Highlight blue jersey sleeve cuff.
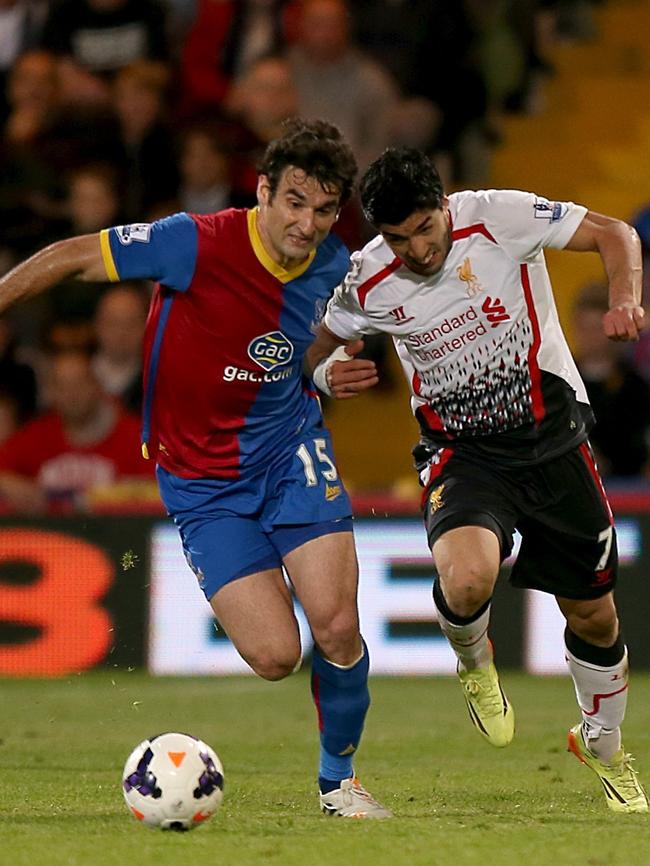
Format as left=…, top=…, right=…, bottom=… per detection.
left=106, top=214, right=198, bottom=291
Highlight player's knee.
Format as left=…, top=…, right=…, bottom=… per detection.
left=248, top=650, right=301, bottom=681
left=311, top=610, right=360, bottom=663
left=439, top=563, right=495, bottom=617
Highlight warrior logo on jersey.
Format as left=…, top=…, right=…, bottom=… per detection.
left=533, top=198, right=568, bottom=223
left=456, top=257, right=482, bottom=297
left=115, top=223, right=152, bottom=245
left=248, top=331, right=295, bottom=371
left=389, top=305, right=415, bottom=324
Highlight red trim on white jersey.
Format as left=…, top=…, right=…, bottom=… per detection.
left=520, top=263, right=545, bottom=425
left=452, top=223, right=498, bottom=244
left=418, top=403, right=447, bottom=434
left=579, top=441, right=614, bottom=524
left=357, top=256, right=402, bottom=310
left=420, top=446, right=454, bottom=508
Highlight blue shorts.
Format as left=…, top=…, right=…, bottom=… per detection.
left=157, top=428, right=353, bottom=600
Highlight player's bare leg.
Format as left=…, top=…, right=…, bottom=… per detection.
left=432, top=526, right=514, bottom=747
left=285, top=530, right=361, bottom=665
left=559, top=593, right=648, bottom=812
left=286, top=531, right=391, bottom=818
left=210, top=567, right=302, bottom=680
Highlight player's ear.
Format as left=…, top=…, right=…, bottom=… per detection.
left=257, top=175, right=271, bottom=206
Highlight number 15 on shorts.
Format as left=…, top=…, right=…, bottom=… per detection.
left=296, top=438, right=338, bottom=487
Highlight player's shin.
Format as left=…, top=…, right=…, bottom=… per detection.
left=432, top=579, right=492, bottom=670
left=311, top=640, right=370, bottom=792
left=565, top=627, right=628, bottom=762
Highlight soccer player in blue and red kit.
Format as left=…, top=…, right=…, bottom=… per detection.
left=0, top=119, right=389, bottom=818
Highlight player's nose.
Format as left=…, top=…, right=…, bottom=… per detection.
left=297, top=210, right=316, bottom=235
left=408, top=237, right=430, bottom=262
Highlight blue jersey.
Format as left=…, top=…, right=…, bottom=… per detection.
left=100, top=209, right=350, bottom=478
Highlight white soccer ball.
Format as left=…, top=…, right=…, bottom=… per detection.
left=122, top=732, right=224, bottom=830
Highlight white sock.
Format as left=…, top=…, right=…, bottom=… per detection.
left=565, top=646, right=628, bottom=763
left=435, top=604, right=493, bottom=671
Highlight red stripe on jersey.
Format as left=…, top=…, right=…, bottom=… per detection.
left=429, top=446, right=453, bottom=479
left=579, top=441, right=614, bottom=524
left=142, top=210, right=283, bottom=478
left=357, top=256, right=401, bottom=309
left=520, top=263, right=545, bottom=426
left=418, top=403, right=447, bottom=433
left=412, top=370, right=422, bottom=396
left=452, top=223, right=497, bottom=244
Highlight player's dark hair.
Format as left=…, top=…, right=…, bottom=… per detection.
left=259, top=117, right=358, bottom=205
left=360, top=147, right=444, bottom=226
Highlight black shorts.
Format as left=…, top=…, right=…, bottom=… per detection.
left=419, top=441, right=617, bottom=600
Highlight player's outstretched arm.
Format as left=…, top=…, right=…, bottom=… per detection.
left=565, top=210, right=645, bottom=341
left=0, top=234, right=108, bottom=316
left=305, top=324, right=379, bottom=399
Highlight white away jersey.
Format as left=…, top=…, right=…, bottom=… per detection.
left=324, top=189, right=593, bottom=464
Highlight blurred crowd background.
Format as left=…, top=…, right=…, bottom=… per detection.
left=0, top=0, right=649, bottom=514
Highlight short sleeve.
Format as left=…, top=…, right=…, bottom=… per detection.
left=323, top=252, right=382, bottom=339
left=482, top=190, right=588, bottom=261
left=101, top=213, right=198, bottom=291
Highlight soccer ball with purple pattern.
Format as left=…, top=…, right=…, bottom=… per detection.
left=122, top=732, right=224, bottom=830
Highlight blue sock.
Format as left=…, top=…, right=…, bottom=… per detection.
left=311, top=640, right=370, bottom=792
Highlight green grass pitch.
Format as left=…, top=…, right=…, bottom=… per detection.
left=1, top=671, right=649, bottom=866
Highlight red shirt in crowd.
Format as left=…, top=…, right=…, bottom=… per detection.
left=0, top=409, right=153, bottom=505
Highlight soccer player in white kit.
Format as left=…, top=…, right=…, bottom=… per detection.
left=306, top=147, right=648, bottom=813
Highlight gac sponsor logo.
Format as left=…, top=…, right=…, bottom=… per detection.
left=248, top=331, right=294, bottom=371
left=223, top=364, right=295, bottom=383
left=115, top=223, right=152, bottom=245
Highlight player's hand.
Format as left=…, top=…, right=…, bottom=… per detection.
left=328, top=339, right=379, bottom=399
left=603, top=303, right=645, bottom=341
